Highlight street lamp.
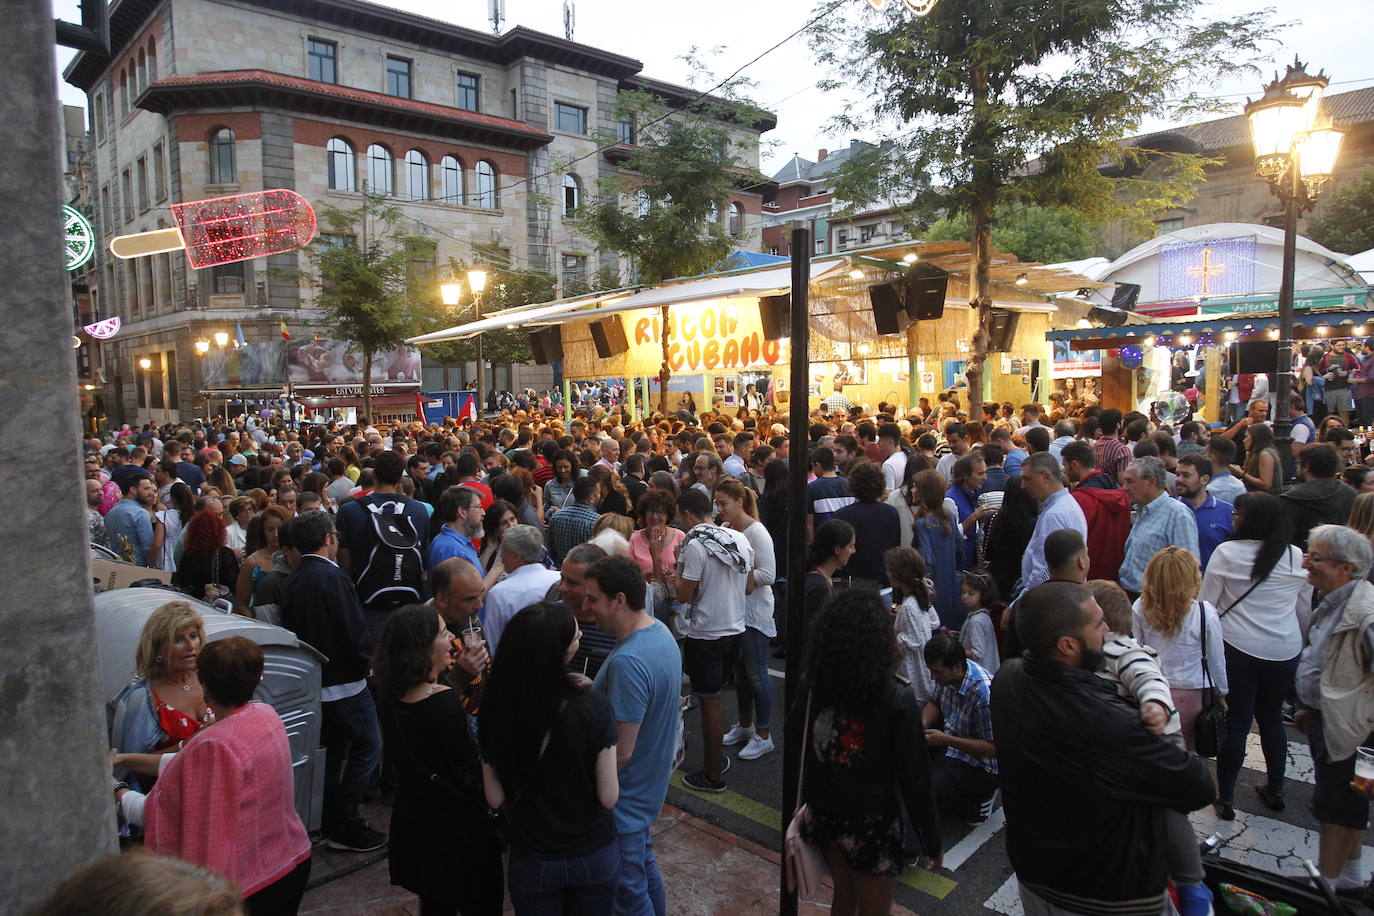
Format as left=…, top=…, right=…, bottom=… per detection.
left=1245, top=58, right=1346, bottom=484
left=468, top=268, right=488, bottom=416
left=213, top=330, right=229, bottom=348
left=194, top=339, right=210, bottom=355
left=439, top=280, right=463, bottom=307
left=138, top=357, right=152, bottom=370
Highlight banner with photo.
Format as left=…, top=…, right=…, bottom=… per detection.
left=1050, top=338, right=1102, bottom=379
left=202, top=340, right=287, bottom=388
left=287, top=338, right=422, bottom=387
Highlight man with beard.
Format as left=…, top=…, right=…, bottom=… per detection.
left=1175, top=455, right=1233, bottom=572
left=991, top=580, right=1214, bottom=916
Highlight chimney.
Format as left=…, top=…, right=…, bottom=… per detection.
left=817, top=148, right=829, bottom=160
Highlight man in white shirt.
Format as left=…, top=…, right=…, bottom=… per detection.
left=935, top=422, right=970, bottom=482
left=1019, top=452, right=1089, bottom=592
left=878, top=422, right=909, bottom=494
left=481, top=525, right=561, bottom=656
left=675, top=488, right=752, bottom=794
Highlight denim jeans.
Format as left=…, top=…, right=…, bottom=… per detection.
left=1216, top=642, right=1298, bottom=802
left=508, top=841, right=618, bottom=915
left=321, top=687, right=383, bottom=832
left=613, top=827, right=666, bottom=916
left=734, top=626, right=773, bottom=730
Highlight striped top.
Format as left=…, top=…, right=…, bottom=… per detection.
left=1098, top=634, right=1178, bottom=735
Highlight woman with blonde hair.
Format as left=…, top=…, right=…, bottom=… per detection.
left=1133, top=546, right=1228, bottom=751
left=1348, top=491, right=1374, bottom=546
left=110, top=601, right=214, bottom=790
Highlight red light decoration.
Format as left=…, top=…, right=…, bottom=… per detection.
left=172, top=189, right=317, bottom=269
left=109, top=189, right=316, bottom=269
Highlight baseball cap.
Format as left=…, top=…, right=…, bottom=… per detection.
left=228, top=454, right=248, bottom=467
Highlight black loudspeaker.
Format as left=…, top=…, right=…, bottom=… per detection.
left=869, top=281, right=911, bottom=335
left=589, top=315, right=629, bottom=359
left=987, top=310, right=1020, bottom=352
left=529, top=327, right=562, bottom=365
left=1112, top=282, right=1142, bottom=310
left=760, top=294, right=790, bottom=341
left=906, top=263, right=949, bottom=320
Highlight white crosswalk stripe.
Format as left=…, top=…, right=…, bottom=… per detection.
left=1243, top=732, right=1314, bottom=784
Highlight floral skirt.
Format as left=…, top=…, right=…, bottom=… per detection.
left=797, top=804, right=904, bottom=877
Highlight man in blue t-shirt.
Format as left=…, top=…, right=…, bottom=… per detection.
left=427, top=484, right=483, bottom=577
left=587, top=556, right=682, bottom=916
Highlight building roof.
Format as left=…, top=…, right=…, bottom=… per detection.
left=769, top=140, right=876, bottom=187
left=137, top=70, right=553, bottom=150
left=1120, top=87, right=1374, bottom=155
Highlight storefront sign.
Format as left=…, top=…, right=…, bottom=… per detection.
left=329, top=385, right=388, bottom=397
left=1198, top=287, right=1371, bottom=316
left=630, top=303, right=786, bottom=372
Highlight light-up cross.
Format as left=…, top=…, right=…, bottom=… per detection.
left=1186, top=247, right=1227, bottom=296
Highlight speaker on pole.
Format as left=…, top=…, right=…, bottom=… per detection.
left=905, top=262, right=949, bottom=320
left=868, top=281, right=911, bottom=335
left=529, top=326, right=562, bottom=365
left=987, top=310, right=1021, bottom=352
left=760, top=294, right=790, bottom=341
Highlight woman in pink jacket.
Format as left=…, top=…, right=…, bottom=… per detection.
left=114, top=636, right=311, bottom=914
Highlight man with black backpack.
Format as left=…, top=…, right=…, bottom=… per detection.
left=336, top=449, right=431, bottom=642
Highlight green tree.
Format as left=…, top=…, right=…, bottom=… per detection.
left=924, top=206, right=1101, bottom=266
left=1308, top=169, right=1374, bottom=255
left=574, top=88, right=769, bottom=411
left=811, top=0, right=1275, bottom=398
left=299, top=195, right=437, bottom=424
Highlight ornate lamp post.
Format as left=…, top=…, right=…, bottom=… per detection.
left=468, top=268, right=488, bottom=417
left=1245, top=58, right=1345, bottom=483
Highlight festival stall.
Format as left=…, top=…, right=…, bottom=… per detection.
left=409, top=243, right=1110, bottom=418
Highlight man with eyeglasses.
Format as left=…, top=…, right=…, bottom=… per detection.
left=1295, top=525, right=1374, bottom=902
left=428, top=484, right=484, bottom=577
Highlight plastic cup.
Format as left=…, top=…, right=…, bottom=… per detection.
left=1355, top=747, right=1374, bottom=794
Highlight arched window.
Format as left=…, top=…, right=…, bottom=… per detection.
left=634, top=188, right=651, bottom=217
left=708, top=202, right=722, bottom=225
left=118, top=70, right=128, bottom=115
left=146, top=41, right=157, bottom=82
left=728, top=202, right=744, bottom=237
left=367, top=144, right=393, bottom=196
left=208, top=128, right=236, bottom=184
left=475, top=160, right=497, bottom=209
left=440, top=155, right=465, bottom=204
left=404, top=150, right=430, bottom=200
left=326, top=137, right=355, bottom=191
left=562, top=174, right=581, bottom=216
left=136, top=51, right=146, bottom=93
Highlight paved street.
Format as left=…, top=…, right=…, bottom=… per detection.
left=668, top=663, right=1374, bottom=914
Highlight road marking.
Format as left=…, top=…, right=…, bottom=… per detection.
left=984, top=806, right=1374, bottom=913
left=942, top=808, right=1006, bottom=871
left=667, top=770, right=957, bottom=899
left=769, top=667, right=785, bottom=680
left=1243, top=732, right=1314, bottom=785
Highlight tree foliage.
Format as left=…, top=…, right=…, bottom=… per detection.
left=298, top=195, right=437, bottom=423
left=810, top=0, right=1278, bottom=396
left=924, top=206, right=1101, bottom=265
left=1308, top=169, right=1374, bottom=256
left=574, top=86, right=770, bottom=409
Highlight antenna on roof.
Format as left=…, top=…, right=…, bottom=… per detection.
left=489, top=0, right=505, bottom=34
left=563, top=0, right=575, bottom=40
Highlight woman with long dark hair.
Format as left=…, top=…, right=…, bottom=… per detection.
left=981, top=477, right=1040, bottom=609
left=885, top=453, right=933, bottom=550
left=373, top=605, right=502, bottom=916
left=479, top=601, right=619, bottom=913
left=543, top=448, right=578, bottom=518
left=805, top=518, right=856, bottom=623
left=910, top=469, right=963, bottom=627
left=172, top=508, right=241, bottom=608
left=790, top=584, right=941, bottom=914
left=156, top=481, right=196, bottom=572
left=1199, top=492, right=1310, bottom=819
left=1235, top=422, right=1280, bottom=494
left=479, top=499, right=518, bottom=575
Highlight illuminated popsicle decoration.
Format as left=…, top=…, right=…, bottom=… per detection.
left=110, top=189, right=317, bottom=269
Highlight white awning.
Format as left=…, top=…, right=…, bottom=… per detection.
left=407, top=291, right=628, bottom=344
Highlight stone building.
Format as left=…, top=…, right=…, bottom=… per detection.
left=64, top=0, right=772, bottom=425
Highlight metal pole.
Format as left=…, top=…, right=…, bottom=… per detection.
left=780, top=223, right=810, bottom=916
left=475, top=292, right=485, bottom=419
left=562, top=376, right=572, bottom=423
left=1273, top=157, right=1301, bottom=487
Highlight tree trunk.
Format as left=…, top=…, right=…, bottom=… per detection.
left=963, top=66, right=995, bottom=406
left=658, top=304, right=672, bottom=415
left=361, top=348, right=373, bottom=426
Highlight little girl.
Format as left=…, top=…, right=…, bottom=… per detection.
left=884, top=546, right=942, bottom=705
left=958, top=572, right=1002, bottom=675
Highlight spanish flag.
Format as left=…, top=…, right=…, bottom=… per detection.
left=280, top=318, right=290, bottom=340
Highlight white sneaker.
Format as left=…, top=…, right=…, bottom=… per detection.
left=722, top=724, right=755, bottom=747
left=738, top=734, right=775, bottom=760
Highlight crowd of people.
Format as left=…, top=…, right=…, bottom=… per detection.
left=77, top=379, right=1374, bottom=916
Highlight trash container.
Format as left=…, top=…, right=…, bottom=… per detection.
left=95, top=588, right=327, bottom=833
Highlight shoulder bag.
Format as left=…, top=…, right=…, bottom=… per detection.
left=1193, top=601, right=1228, bottom=757
left=784, top=691, right=827, bottom=899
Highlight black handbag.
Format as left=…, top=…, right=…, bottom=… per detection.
left=1194, top=601, right=1227, bottom=757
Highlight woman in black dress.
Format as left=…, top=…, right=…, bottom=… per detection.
left=479, top=601, right=619, bottom=914
left=373, top=606, right=503, bottom=916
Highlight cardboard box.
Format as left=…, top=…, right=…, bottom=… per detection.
left=91, top=558, right=173, bottom=592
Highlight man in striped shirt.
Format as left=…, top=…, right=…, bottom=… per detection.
left=822, top=385, right=854, bottom=416
left=806, top=446, right=854, bottom=539
left=1092, top=408, right=1133, bottom=485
